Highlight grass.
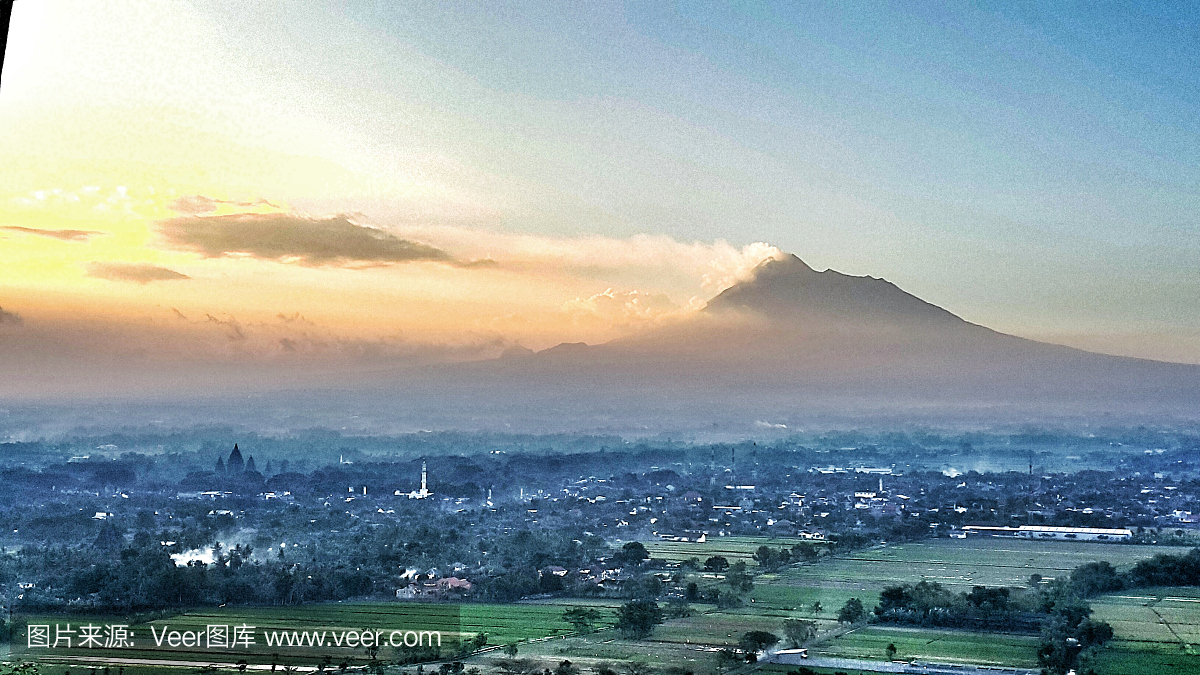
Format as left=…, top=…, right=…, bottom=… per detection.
left=1090, top=587, right=1200, bottom=673
left=778, top=538, right=1193, bottom=591
left=12, top=538, right=1194, bottom=674
left=815, top=625, right=1041, bottom=668
left=644, top=536, right=826, bottom=564
left=12, top=602, right=591, bottom=669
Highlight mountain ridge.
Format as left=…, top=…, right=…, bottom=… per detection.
left=287, top=250, right=1200, bottom=431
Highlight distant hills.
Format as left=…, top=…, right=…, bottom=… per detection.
left=435, top=253, right=1200, bottom=430
left=11, top=253, right=1197, bottom=434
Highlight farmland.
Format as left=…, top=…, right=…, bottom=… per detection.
left=644, top=536, right=827, bottom=564
left=10, top=538, right=1200, bottom=674
left=15, top=602, right=590, bottom=670
left=18, top=535, right=1200, bottom=672
left=1089, top=587, right=1200, bottom=675
left=813, top=625, right=1041, bottom=667
left=489, top=537, right=1199, bottom=674
left=779, top=538, right=1194, bottom=590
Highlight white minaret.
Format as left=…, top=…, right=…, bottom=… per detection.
left=421, top=460, right=429, bottom=496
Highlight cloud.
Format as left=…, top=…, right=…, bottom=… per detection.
left=1, top=225, right=103, bottom=242
left=205, top=314, right=246, bottom=342
left=0, top=306, right=23, bottom=327
left=563, top=289, right=681, bottom=331
left=158, top=213, right=455, bottom=266
left=386, top=223, right=785, bottom=294
left=87, top=262, right=190, bottom=284
left=168, top=195, right=277, bottom=215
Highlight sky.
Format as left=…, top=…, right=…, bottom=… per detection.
left=1, top=0, right=1198, bottom=396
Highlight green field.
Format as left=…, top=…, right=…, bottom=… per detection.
left=1090, top=587, right=1200, bottom=674
left=644, top=536, right=826, bottom=564
left=815, top=625, right=1041, bottom=667
left=10, top=538, right=1196, bottom=675
left=778, top=538, right=1193, bottom=591
left=12, top=602, right=589, bottom=670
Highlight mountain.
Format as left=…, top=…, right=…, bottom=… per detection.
left=61, top=253, right=1191, bottom=434
left=446, top=253, right=1200, bottom=429
left=704, top=254, right=968, bottom=329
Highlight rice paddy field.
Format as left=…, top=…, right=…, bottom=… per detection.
left=12, top=602, right=589, bottom=670
left=779, top=537, right=1194, bottom=591
left=644, top=535, right=827, bottom=564
left=1090, top=587, right=1200, bottom=675
left=812, top=625, right=1041, bottom=668
left=10, top=537, right=1200, bottom=674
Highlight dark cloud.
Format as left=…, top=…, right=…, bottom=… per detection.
left=86, top=262, right=190, bottom=284
left=205, top=314, right=246, bottom=341
left=0, top=306, right=22, bottom=327
left=277, top=312, right=316, bottom=325
left=1, top=225, right=103, bottom=242
left=168, top=195, right=278, bottom=215
left=157, top=213, right=455, bottom=266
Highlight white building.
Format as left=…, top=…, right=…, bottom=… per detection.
left=404, top=460, right=432, bottom=499
left=962, top=525, right=1132, bottom=541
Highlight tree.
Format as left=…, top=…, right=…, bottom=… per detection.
left=615, top=599, right=664, bottom=639
left=885, top=643, right=897, bottom=660
left=811, top=601, right=822, bottom=614
left=704, top=556, right=730, bottom=573
left=738, top=630, right=779, bottom=657
left=838, top=598, right=866, bottom=624
left=503, top=643, right=519, bottom=657
left=1070, top=561, right=1124, bottom=597
left=617, top=542, right=650, bottom=565
left=714, top=649, right=740, bottom=672
left=753, top=546, right=780, bottom=572
left=562, top=607, right=604, bottom=633
left=792, top=542, right=818, bottom=562
left=725, top=561, right=753, bottom=593
left=782, top=618, right=817, bottom=648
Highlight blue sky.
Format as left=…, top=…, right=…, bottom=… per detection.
left=279, top=1, right=1200, bottom=340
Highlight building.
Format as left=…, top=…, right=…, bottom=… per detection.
left=395, top=459, right=433, bottom=499
left=962, top=525, right=1133, bottom=541
left=396, top=576, right=472, bottom=600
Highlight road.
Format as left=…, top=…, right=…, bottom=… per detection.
left=765, top=651, right=1040, bottom=675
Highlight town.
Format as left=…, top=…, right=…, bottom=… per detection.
left=1, top=426, right=1198, bottom=674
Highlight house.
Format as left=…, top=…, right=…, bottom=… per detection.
left=396, top=576, right=472, bottom=601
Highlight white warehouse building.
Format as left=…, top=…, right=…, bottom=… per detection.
left=961, top=525, right=1133, bottom=542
